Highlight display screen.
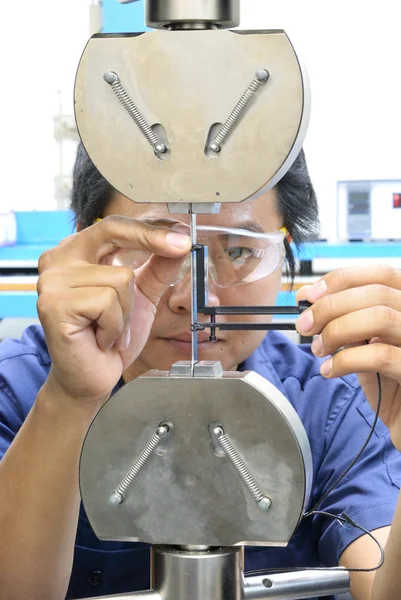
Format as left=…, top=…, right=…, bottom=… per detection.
left=348, top=191, right=370, bottom=214
left=393, top=193, right=401, bottom=208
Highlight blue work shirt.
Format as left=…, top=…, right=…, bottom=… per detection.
left=1, top=325, right=400, bottom=599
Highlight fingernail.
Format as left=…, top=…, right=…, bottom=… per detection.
left=320, top=358, right=333, bottom=377
left=311, top=335, right=323, bottom=356
left=296, top=284, right=312, bottom=302
left=297, top=309, right=314, bottom=334
left=166, top=232, right=191, bottom=249
left=308, top=279, right=328, bottom=302
left=122, top=329, right=131, bottom=351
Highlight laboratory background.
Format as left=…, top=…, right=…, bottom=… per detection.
left=0, top=0, right=400, bottom=340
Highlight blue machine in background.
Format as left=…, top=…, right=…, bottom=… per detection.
left=0, top=1, right=400, bottom=321
left=102, top=0, right=147, bottom=33
left=2, top=211, right=401, bottom=318
left=0, top=213, right=75, bottom=318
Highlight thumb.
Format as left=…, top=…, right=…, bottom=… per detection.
left=134, top=253, right=189, bottom=306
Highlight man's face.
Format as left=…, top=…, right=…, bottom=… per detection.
left=103, top=189, right=284, bottom=379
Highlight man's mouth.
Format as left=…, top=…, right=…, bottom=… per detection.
left=162, top=332, right=221, bottom=352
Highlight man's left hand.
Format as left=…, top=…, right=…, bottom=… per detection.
left=296, top=265, right=401, bottom=452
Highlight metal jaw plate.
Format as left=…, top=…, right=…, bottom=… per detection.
left=80, top=370, right=312, bottom=546
left=74, top=29, right=310, bottom=205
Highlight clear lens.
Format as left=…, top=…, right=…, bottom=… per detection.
left=203, top=229, right=284, bottom=287
left=102, top=221, right=285, bottom=288
left=105, top=249, right=151, bottom=270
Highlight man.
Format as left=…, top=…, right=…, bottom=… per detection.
left=1, top=147, right=401, bottom=599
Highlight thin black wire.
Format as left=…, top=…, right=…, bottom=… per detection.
left=246, top=349, right=385, bottom=579
left=246, top=510, right=384, bottom=577
left=307, top=511, right=385, bottom=572
left=304, top=357, right=381, bottom=517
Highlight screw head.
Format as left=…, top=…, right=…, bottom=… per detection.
left=258, top=496, right=272, bottom=511
left=109, top=492, right=123, bottom=507
left=256, top=68, right=269, bottom=83
left=154, top=143, right=167, bottom=154
left=157, top=426, right=169, bottom=437
left=103, top=71, right=118, bottom=85
left=209, top=142, right=221, bottom=154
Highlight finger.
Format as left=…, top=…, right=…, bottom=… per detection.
left=94, top=289, right=126, bottom=351
left=71, top=216, right=191, bottom=264
left=297, top=265, right=401, bottom=305
left=369, top=336, right=394, bottom=345
left=296, top=282, right=326, bottom=304
left=297, top=284, right=401, bottom=336
left=310, top=306, right=401, bottom=358
left=37, top=287, right=124, bottom=352
left=38, top=265, right=135, bottom=331
left=134, top=252, right=189, bottom=306
left=319, top=343, right=401, bottom=384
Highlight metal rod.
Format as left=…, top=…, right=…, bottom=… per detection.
left=152, top=545, right=243, bottom=600
left=199, top=322, right=299, bottom=331
left=83, top=562, right=350, bottom=600
left=200, top=303, right=310, bottom=315
left=245, top=569, right=350, bottom=599
left=190, top=206, right=198, bottom=374
left=83, top=590, right=162, bottom=600
left=210, top=313, right=217, bottom=342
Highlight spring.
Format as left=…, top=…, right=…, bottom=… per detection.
left=215, top=427, right=263, bottom=503
left=104, top=72, right=162, bottom=149
left=211, top=69, right=269, bottom=151
left=114, top=426, right=168, bottom=500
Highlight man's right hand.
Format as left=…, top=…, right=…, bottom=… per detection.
left=36, top=215, right=191, bottom=409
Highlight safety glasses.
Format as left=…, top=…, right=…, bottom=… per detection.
left=96, top=218, right=286, bottom=288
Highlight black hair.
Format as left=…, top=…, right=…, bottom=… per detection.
left=70, top=144, right=319, bottom=281
left=276, top=150, right=320, bottom=281
left=70, top=144, right=111, bottom=230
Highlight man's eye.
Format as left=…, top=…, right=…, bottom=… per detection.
left=225, top=247, right=253, bottom=262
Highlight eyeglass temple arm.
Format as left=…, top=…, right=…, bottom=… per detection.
left=191, top=244, right=311, bottom=341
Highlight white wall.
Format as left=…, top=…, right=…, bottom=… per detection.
left=241, top=0, right=401, bottom=239
left=1, top=0, right=400, bottom=241
left=0, top=0, right=93, bottom=211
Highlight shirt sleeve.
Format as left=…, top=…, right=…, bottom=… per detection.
left=0, top=382, right=24, bottom=460
left=0, top=330, right=50, bottom=461
left=311, top=383, right=401, bottom=566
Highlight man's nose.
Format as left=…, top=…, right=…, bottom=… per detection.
left=167, top=267, right=221, bottom=314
